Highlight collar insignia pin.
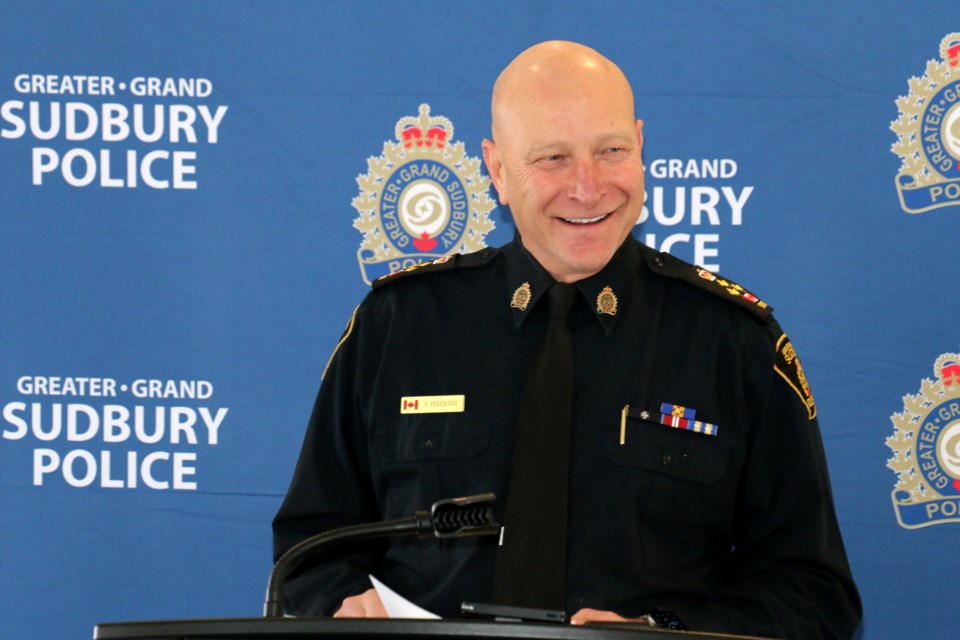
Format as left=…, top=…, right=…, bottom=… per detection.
left=510, top=282, right=532, bottom=311
left=596, top=285, right=618, bottom=316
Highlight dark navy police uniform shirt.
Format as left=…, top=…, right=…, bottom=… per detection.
left=273, top=236, right=862, bottom=640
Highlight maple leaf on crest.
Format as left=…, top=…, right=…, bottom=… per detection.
left=413, top=231, right=437, bottom=252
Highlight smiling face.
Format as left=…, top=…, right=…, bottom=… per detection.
left=482, top=41, right=645, bottom=283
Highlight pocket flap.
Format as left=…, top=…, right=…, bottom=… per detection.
left=605, top=418, right=730, bottom=485
left=374, top=413, right=491, bottom=462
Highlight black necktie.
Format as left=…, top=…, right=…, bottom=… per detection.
left=493, top=282, right=577, bottom=610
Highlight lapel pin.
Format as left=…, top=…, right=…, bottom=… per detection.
left=596, top=285, right=618, bottom=316
left=510, top=282, right=532, bottom=311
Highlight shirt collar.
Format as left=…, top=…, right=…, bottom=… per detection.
left=503, top=234, right=639, bottom=334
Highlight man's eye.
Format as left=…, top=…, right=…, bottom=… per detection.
left=534, top=154, right=565, bottom=167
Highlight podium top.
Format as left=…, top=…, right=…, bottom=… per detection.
left=93, top=617, right=770, bottom=640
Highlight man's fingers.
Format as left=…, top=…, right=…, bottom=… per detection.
left=333, top=588, right=388, bottom=618
left=569, top=607, right=630, bottom=625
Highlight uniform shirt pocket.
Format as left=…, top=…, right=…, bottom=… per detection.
left=373, top=413, right=491, bottom=463
left=604, top=415, right=730, bottom=485
left=603, top=414, right=735, bottom=569
left=372, top=413, right=493, bottom=558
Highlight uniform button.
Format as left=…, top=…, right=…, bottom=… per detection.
left=653, top=256, right=665, bottom=268
left=661, top=453, right=672, bottom=465
left=420, top=439, right=435, bottom=451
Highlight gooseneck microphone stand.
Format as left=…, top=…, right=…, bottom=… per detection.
left=264, top=493, right=499, bottom=618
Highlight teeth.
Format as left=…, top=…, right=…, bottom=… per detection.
left=564, top=213, right=609, bottom=224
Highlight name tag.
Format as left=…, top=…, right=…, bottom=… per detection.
left=400, top=395, right=466, bottom=414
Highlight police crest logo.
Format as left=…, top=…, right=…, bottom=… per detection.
left=595, top=286, right=618, bottom=316
left=886, top=351, right=960, bottom=528
left=890, top=33, right=960, bottom=214
left=352, top=104, right=496, bottom=284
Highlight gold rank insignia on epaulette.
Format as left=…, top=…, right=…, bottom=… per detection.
left=643, top=251, right=773, bottom=320
left=686, top=267, right=772, bottom=320
left=774, top=334, right=817, bottom=420
left=371, top=248, right=498, bottom=290
left=372, top=254, right=457, bottom=289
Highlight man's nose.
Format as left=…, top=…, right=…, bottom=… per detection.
left=568, top=159, right=604, bottom=207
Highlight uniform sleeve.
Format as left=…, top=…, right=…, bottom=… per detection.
left=659, top=324, right=862, bottom=639
left=271, top=301, right=386, bottom=616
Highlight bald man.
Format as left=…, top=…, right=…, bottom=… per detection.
left=273, top=41, right=861, bottom=639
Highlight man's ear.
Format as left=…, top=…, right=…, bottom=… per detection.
left=482, top=138, right=509, bottom=205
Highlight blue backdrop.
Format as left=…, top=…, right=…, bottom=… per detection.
left=2, top=2, right=959, bottom=638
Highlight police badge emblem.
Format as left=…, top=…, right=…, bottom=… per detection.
left=596, top=286, right=618, bottom=316
left=886, top=351, right=960, bottom=528
left=352, top=104, right=496, bottom=284
left=510, top=282, right=532, bottom=311
left=890, top=33, right=960, bottom=214
left=774, top=334, right=815, bottom=420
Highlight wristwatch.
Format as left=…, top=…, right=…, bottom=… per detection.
left=644, top=607, right=688, bottom=630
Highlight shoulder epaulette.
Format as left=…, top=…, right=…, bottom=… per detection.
left=642, top=250, right=774, bottom=320
left=371, top=247, right=500, bottom=290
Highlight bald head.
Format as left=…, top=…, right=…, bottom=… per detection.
left=491, top=41, right=636, bottom=142
left=481, top=41, right=645, bottom=283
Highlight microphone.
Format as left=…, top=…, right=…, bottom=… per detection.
left=264, top=493, right=499, bottom=618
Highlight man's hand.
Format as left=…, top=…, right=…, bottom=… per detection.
left=569, top=608, right=643, bottom=625
left=333, top=588, right=388, bottom=618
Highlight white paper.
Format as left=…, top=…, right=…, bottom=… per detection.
left=369, top=574, right=442, bottom=619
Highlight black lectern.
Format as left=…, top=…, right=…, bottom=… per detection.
left=98, top=497, right=771, bottom=639
left=93, top=617, right=770, bottom=640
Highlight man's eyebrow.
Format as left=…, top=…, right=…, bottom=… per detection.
left=593, top=131, right=637, bottom=146
left=524, top=141, right=567, bottom=156
left=522, top=132, right=635, bottom=158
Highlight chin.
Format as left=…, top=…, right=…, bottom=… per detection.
left=567, top=239, right=622, bottom=268
left=559, top=253, right=613, bottom=280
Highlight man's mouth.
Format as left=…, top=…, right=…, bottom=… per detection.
left=561, top=212, right=611, bottom=225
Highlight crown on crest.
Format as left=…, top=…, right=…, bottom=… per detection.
left=937, top=353, right=960, bottom=389
left=395, top=104, right=454, bottom=149
left=941, top=32, right=960, bottom=67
